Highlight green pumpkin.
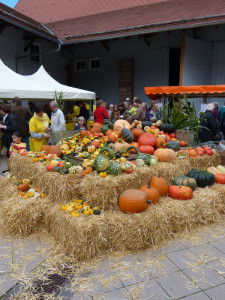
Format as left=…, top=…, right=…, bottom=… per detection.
left=53, top=166, right=61, bottom=172
left=93, top=209, right=101, bottom=215
left=127, top=146, right=151, bottom=165
left=101, top=119, right=114, bottom=134
left=160, top=123, right=175, bottom=133
left=93, top=148, right=112, bottom=172
left=142, top=121, right=152, bottom=129
left=167, top=141, right=180, bottom=152
left=61, top=167, right=69, bottom=175
left=186, top=169, right=215, bottom=188
left=121, top=128, right=134, bottom=143
left=172, top=176, right=197, bottom=191
left=105, top=162, right=121, bottom=175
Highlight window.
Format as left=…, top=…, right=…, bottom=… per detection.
left=75, top=60, right=86, bottom=71
left=89, top=58, right=101, bottom=70
left=30, top=44, right=41, bottom=63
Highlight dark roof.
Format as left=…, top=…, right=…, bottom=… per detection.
left=0, top=2, right=58, bottom=43
left=15, top=0, right=164, bottom=23
left=15, top=0, right=225, bottom=44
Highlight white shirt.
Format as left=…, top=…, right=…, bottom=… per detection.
left=51, top=109, right=66, bottom=132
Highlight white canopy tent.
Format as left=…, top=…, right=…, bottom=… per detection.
left=0, top=59, right=95, bottom=101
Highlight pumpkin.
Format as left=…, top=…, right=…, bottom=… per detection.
left=142, top=121, right=152, bottom=129
left=186, top=169, right=215, bottom=187
left=91, top=140, right=100, bottom=148
left=88, top=145, right=95, bottom=153
left=172, top=176, right=197, bottom=191
left=108, top=133, right=117, bottom=144
left=40, top=145, right=61, bottom=157
left=101, top=120, right=114, bottom=134
left=46, top=164, right=55, bottom=171
left=105, top=162, right=121, bottom=175
left=127, top=146, right=151, bottom=165
left=215, top=174, right=225, bottom=184
left=138, top=133, right=156, bottom=147
left=113, top=120, right=131, bottom=131
left=81, top=166, right=93, bottom=177
left=80, top=130, right=88, bottom=138
left=149, top=175, right=168, bottom=196
left=119, top=189, right=150, bottom=213
left=168, top=185, right=193, bottom=200
left=128, top=142, right=139, bottom=153
left=121, top=128, right=134, bottom=143
left=154, top=148, right=176, bottom=162
left=113, top=130, right=121, bottom=138
left=149, top=155, right=158, bottom=166
left=113, top=141, right=130, bottom=152
left=139, top=145, right=154, bottom=154
left=180, top=140, right=187, bottom=147
left=166, top=141, right=180, bottom=152
left=132, top=128, right=144, bottom=140
left=17, top=182, right=30, bottom=192
left=139, top=186, right=160, bottom=204
left=155, top=138, right=167, bottom=149
left=160, top=123, right=175, bottom=133
left=88, top=122, right=102, bottom=134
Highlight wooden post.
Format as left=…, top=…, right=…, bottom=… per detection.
left=203, top=94, right=207, bottom=104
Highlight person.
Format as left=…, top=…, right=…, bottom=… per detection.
left=212, top=102, right=220, bottom=123
left=124, top=98, right=130, bottom=109
left=131, top=99, right=146, bottom=122
left=79, top=102, right=89, bottom=120
left=219, top=101, right=225, bottom=139
left=108, top=104, right=114, bottom=118
left=11, top=96, right=30, bottom=150
left=74, top=116, right=88, bottom=130
left=198, top=103, right=219, bottom=143
left=118, top=103, right=126, bottom=116
left=49, top=101, right=66, bottom=132
left=9, top=131, right=26, bottom=155
left=129, top=102, right=137, bottom=116
left=68, top=107, right=75, bottom=121
left=28, top=101, right=34, bottom=117
left=73, top=103, right=80, bottom=118
left=132, top=96, right=139, bottom=104
left=93, top=100, right=109, bottom=124
left=109, top=104, right=120, bottom=123
left=0, top=103, right=18, bottom=172
left=29, top=103, right=51, bottom=152
left=146, top=102, right=162, bottom=122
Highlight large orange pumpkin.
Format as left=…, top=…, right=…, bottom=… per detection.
left=108, top=133, right=117, bottom=143
left=132, top=128, right=144, bottom=142
left=113, top=120, right=131, bottom=131
left=168, top=185, right=193, bottom=200
left=40, top=145, right=49, bottom=153
left=154, top=148, right=176, bottom=162
left=80, top=130, right=88, bottom=138
left=139, top=186, right=160, bottom=204
left=88, top=122, right=102, bottom=134
left=40, top=145, right=61, bottom=157
left=139, top=145, right=154, bottom=154
left=138, top=133, right=156, bottom=147
left=149, top=176, right=168, bottom=196
left=119, top=189, right=149, bottom=213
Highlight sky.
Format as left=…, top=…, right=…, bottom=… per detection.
left=1, top=0, right=19, bottom=8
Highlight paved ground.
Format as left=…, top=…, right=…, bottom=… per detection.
left=1, top=154, right=225, bottom=299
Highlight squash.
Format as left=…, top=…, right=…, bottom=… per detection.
left=207, top=167, right=220, bottom=174
left=81, top=166, right=93, bottom=177
left=17, top=182, right=30, bottom=192
left=168, top=185, right=193, bottom=200
left=149, top=175, right=168, bottom=196
left=93, top=148, right=111, bottom=172
left=108, top=133, right=117, bottom=144
left=132, top=128, right=144, bottom=139
left=139, top=186, right=160, bottom=204
left=40, top=145, right=61, bottom=157
left=167, top=141, right=180, bottom=152
left=121, top=128, right=134, bottom=143
left=136, top=159, right=145, bottom=167
left=160, top=123, right=175, bottom=133
left=46, top=164, right=55, bottom=171
left=186, top=169, right=215, bottom=187
left=142, top=121, right=152, bottom=129
left=128, top=142, right=139, bottom=153
left=155, top=120, right=162, bottom=127
left=105, top=162, right=121, bottom=175
left=113, top=141, right=130, bottom=152
left=101, top=120, right=114, bottom=134
left=119, top=189, right=150, bottom=213
left=138, top=133, right=156, bottom=147
left=127, top=146, right=151, bottom=165
left=113, top=120, right=131, bottom=131
left=149, top=155, right=158, bottom=166
left=154, top=148, right=176, bottom=162
left=216, top=165, right=225, bottom=174
left=53, top=166, right=61, bottom=172
left=138, top=145, right=154, bottom=154
left=215, top=174, right=225, bottom=184
left=172, top=176, right=197, bottom=191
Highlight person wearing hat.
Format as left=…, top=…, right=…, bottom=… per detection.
left=108, top=104, right=114, bottom=118
left=124, top=98, right=130, bottom=109
left=74, top=116, right=88, bottom=130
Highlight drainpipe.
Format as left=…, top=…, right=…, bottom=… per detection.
left=15, top=38, right=62, bottom=72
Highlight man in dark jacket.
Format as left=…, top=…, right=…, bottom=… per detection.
left=198, top=103, right=219, bottom=143
left=0, top=103, right=18, bottom=172
left=11, top=97, right=30, bottom=150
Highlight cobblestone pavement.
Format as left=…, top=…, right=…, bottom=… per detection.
left=1, top=155, right=225, bottom=299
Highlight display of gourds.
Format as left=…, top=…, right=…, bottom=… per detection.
left=172, top=176, right=197, bottom=191
left=186, top=169, right=215, bottom=187
left=93, top=148, right=112, bottom=172
left=127, top=146, right=151, bottom=165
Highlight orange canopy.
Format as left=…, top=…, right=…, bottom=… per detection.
left=144, top=85, right=225, bottom=100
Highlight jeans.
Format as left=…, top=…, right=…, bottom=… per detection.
left=25, top=136, right=30, bottom=151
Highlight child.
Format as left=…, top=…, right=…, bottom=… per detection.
left=9, top=132, right=27, bottom=155
left=129, top=102, right=138, bottom=116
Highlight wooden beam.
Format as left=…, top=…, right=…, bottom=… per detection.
left=0, top=23, right=10, bottom=34
left=143, top=35, right=151, bottom=47
left=100, top=41, right=110, bottom=52
left=24, top=37, right=36, bottom=52
left=64, top=45, right=74, bottom=55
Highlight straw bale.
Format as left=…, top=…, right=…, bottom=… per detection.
left=44, top=186, right=225, bottom=258
left=0, top=177, right=15, bottom=201
left=0, top=195, right=51, bottom=237
left=44, top=203, right=110, bottom=260
left=9, top=154, right=83, bottom=203
left=189, top=151, right=221, bottom=169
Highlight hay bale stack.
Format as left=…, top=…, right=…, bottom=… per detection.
left=0, top=196, right=50, bottom=237
left=43, top=186, right=225, bottom=257
left=0, top=177, right=15, bottom=201
left=189, top=152, right=221, bottom=169
left=44, top=204, right=109, bottom=260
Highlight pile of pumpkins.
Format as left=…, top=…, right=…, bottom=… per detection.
left=14, top=178, right=45, bottom=199
left=119, top=167, right=225, bottom=214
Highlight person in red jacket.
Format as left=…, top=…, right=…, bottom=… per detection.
left=94, top=100, right=109, bottom=124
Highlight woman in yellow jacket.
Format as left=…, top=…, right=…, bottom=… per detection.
left=29, top=103, right=51, bottom=152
